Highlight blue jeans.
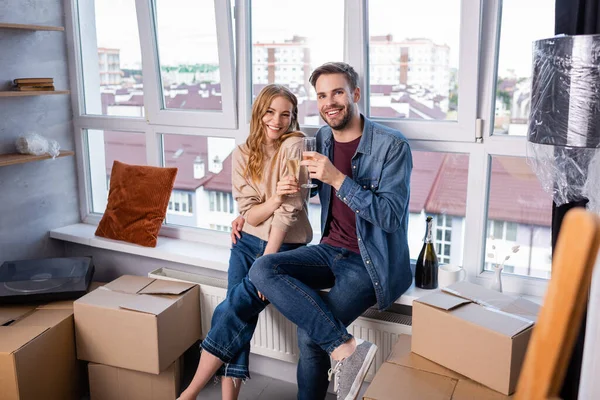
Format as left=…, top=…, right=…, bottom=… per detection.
left=202, top=244, right=376, bottom=399
left=210, top=233, right=303, bottom=379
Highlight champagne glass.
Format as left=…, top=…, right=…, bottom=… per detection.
left=301, top=137, right=318, bottom=189
left=285, top=154, right=300, bottom=197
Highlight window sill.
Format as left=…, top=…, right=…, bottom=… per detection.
left=50, top=223, right=427, bottom=306
left=52, top=225, right=542, bottom=305
left=50, top=223, right=230, bottom=272
left=52, top=225, right=541, bottom=306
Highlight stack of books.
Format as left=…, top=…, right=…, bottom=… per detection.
left=13, top=78, right=55, bottom=91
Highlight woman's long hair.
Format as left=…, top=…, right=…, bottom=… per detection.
left=244, top=84, right=304, bottom=183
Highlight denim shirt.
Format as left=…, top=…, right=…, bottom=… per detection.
left=315, top=115, right=413, bottom=310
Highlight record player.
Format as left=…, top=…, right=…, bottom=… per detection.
left=0, top=257, right=95, bottom=304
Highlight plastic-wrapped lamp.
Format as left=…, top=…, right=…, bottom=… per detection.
left=527, top=34, right=600, bottom=212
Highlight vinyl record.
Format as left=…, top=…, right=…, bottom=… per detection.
left=3, top=272, right=67, bottom=293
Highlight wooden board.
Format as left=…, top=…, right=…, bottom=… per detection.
left=515, top=209, right=600, bottom=400
left=0, top=91, right=70, bottom=97
left=0, top=23, right=64, bottom=31
left=0, top=151, right=75, bottom=167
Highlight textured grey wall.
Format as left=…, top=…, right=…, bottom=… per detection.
left=0, top=0, right=79, bottom=263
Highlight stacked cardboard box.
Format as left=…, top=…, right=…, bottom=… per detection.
left=0, top=282, right=106, bottom=400
left=365, top=282, right=540, bottom=399
left=0, top=304, right=81, bottom=400
left=364, top=335, right=513, bottom=400
left=74, top=275, right=202, bottom=400
left=88, top=360, right=182, bottom=400
left=411, top=281, right=540, bottom=395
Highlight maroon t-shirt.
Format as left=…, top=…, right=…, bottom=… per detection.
left=321, top=136, right=361, bottom=254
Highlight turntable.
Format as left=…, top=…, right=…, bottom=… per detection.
left=0, top=257, right=95, bottom=304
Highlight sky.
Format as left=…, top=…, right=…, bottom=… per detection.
left=92, top=0, right=555, bottom=78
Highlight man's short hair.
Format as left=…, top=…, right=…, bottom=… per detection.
left=309, top=62, right=359, bottom=92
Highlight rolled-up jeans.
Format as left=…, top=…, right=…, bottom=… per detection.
left=210, top=232, right=303, bottom=380
left=202, top=243, right=376, bottom=399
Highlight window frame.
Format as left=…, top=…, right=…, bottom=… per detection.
left=355, top=0, right=481, bottom=142
left=65, top=0, right=550, bottom=297
left=136, top=0, right=238, bottom=130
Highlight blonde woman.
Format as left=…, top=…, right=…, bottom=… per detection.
left=179, top=84, right=311, bottom=400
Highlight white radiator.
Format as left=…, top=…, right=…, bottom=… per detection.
left=148, top=267, right=412, bottom=381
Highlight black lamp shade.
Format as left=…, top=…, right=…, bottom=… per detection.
left=529, top=35, right=600, bottom=148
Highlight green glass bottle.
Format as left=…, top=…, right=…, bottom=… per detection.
left=415, top=216, right=439, bottom=289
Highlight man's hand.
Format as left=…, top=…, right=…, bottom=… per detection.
left=230, top=215, right=245, bottom=244
left=257, top=290, right=267, bottom=302
left=301, top=151, right=346, bottom=190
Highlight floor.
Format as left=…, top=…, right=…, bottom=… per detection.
left=194, top=373, right=372, bottom=400
left=194, top=373, right=338, bottom=399
left=179, top=342, right=368, bottom=399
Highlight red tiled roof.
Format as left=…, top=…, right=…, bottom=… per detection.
left=423, top=154, right=468, bottom=216
left=116, top=94, right=144, bottom=106
left=409, top=152, right=445, bottom=213
left=166, top=93, right=222, bottom=110
left=202, top=153, right=233, bottom=192
left=371, top=106, right=405, bottom=119
left=104, top=131, right=147, bottom=171
left=407, top=99, right=447, bottom=120
left=486, top=157, right=551, bottom=226
left=173, top=83, right=221, bottom=91
left=163, top=135, right=212, bottom=191
left=104, top=131, right=212, bottom=191
left=298, top=99, right=319, bottom=117
left=371, top=85, right=394, bottom=95
left=422, top=155, right=551, bottom=227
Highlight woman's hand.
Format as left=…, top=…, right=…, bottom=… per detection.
left=276, top=175, right=300, bottom=197
left=230, top=215, right=245, bottom=244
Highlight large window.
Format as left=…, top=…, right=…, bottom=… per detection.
left=85, top=129, right=147, bottom=213
left=368, top=0, right=460, bottom=121
left=68, top=0, right=556, bottom=296
left=435, top=214, right=453, bottom=264
left=161, top=133, right=236, bottom=230
left=407, top=151, right=468, bottom=266
left=251, top=0, right=344, bottom=126
left=154, top=0, right=222, bottom=112
left=484, top=156, right=552, bottom=279
left=78, top=0, right=143, bottom=116
left=493, top=0, right=554, bottom=136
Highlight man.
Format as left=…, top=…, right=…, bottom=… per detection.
left=235, top=62, right=413, bottom=399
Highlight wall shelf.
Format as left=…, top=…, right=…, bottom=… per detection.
left=0, top=90, right=70, bottom=97
left=0, top=23, right=64, bottom=31
left=0, top=151, right=75, bottom=167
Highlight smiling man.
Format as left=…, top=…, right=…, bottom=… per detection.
left=247, top=62, right=414, bottom=400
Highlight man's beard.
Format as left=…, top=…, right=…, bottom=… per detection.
left=321, top=103, right=354, bottom=131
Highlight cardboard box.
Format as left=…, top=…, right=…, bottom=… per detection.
left=37, top=282, right=106, bottom=310
left=411, top=281, right=540, bottom=395
left=364, top=335, right=513, bottom=400
left=74, top=275, right=201, bottom=374
left=0, top=306, right=81, bottom=400
left=89, top=359, right=181, bottom=400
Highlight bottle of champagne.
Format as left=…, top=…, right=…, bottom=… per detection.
left=415, top=216, right=439, bottom=289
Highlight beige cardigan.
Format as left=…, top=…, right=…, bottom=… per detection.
left=232, top=136, right=312, bottom=244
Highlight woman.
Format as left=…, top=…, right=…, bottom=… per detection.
left=180, top=84, right=312, bottom=400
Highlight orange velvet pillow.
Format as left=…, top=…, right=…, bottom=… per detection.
left=95, top=160, right=178, bottom=247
